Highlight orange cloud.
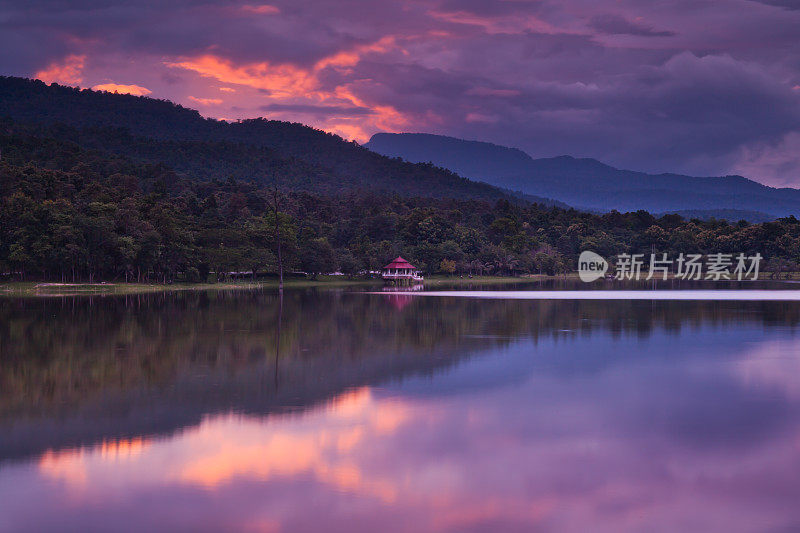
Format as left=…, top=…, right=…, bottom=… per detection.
left=35, top=54, right=85, bottom=85
left=329, top=85, right=410, bottom=140
left=167, top=55, right=317, bottom=98
left=92, top=83, right=152, bottom=96
left=315, top=36, right=397, bottom=71
left=165, top=36, right=409, bottom=142
left=219, top=87, right=236, bottom=93
left=241, top=4, right=280, bottom=15
left=188, top=95, right=224, bottom=105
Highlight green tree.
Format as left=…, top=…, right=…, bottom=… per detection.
left=300, top=237, right=337, bottom=278
left=440, top=258, right=456, bottom=276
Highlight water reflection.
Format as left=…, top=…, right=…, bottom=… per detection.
left=1, top=290, right=800, bottom=531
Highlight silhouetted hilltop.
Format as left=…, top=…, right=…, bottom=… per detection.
left=366, top=132, right=800, bottom=219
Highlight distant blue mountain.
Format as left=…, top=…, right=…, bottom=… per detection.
left=366, top=133, right=800, bottom=220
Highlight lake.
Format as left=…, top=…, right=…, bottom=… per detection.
left=2, top=287, right=800, bottom=532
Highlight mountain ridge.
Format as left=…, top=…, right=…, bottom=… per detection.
left=365, top=132, right=799, bottom=219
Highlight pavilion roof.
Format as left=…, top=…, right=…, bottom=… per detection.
left=383, top=256, right=416, bottom=270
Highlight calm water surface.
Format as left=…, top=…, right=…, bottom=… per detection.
left=2, top=289, right=800, bottom=532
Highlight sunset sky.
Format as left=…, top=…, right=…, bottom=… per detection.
left=2, top=0, right=800, bottom=184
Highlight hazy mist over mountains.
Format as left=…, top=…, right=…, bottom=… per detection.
left=366, top=133, right=800, bottom=221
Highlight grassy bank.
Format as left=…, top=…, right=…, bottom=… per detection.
left=421, top=275, right=564, bottom=286
left=0, top=277, right=379, bottom=297
left=0, top=275, right=564, bottom=297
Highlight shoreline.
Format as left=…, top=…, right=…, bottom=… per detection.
left=0, top=275, right=552, bottom=297
left=0, top=278, right=375, bottom=297
left=2, top=273, right=792, bottom=298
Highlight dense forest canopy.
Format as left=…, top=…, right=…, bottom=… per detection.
left=1, top=76, right=800, bottom=282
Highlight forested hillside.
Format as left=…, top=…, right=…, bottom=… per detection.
left=3, top=124, right=800, bottom=282
left=0, top=76, right=560, bottom=203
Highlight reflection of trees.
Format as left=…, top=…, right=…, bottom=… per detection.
left=2, top=290, right=800, bottom=462
left=0, top=292, right=796, bottom=456
left=2, top=292, right=800, bottom=417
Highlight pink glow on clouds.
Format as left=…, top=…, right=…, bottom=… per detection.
left=162, top=34, right=410, bottom=141
left=240, top=4, right=280, bottom=15
left=188, top=95, right=223, bottom=105
left=34, top=54, right=85, bottom=85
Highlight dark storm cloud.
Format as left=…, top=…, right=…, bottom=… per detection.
left=347, top=49, right=800, bottom=175
left=749, top=0, right=800, bottom=10
left=436, top=0, right=545, bottom=16
left=0, top=0, right=799, bottom=183
left=0, top=0, right=348, bottom=67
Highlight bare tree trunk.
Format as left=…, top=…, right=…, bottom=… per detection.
left=272, top=187, right=284, bottom=292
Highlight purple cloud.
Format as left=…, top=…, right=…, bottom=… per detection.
left=588, top=13, right=676, bottom=37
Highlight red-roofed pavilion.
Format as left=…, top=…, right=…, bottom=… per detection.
left=382, top=256, right=423, bottom=284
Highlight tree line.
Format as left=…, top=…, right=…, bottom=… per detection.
left=3, top=146, right=800, bottom=282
